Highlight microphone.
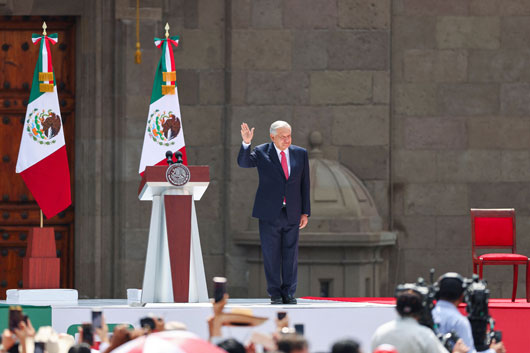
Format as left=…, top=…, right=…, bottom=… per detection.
left=174, top=151, right=183, bottom=164
left=166, top=150, right=174, bottom=165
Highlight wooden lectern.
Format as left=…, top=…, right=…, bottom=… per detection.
left=138, top=165, right=209, bottom=303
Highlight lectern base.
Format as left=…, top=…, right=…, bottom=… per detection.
left=141, top=189, right=208, bottom=303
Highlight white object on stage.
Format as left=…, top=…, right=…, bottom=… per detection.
left=138, top=165, right=209, bottom=303
left=127, top=288, right=142, bottom=305
left=6, top=289, right=78, bottom=304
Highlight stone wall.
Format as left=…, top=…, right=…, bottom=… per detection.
left=5, top=0, right=530, bottom=299
left=227, top=0, right=391, bottom=296
left=391, top=0, right=530, bottom=297
left=111, top=0, right=393, bottom=298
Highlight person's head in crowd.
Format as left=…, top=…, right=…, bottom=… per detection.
left=277, top=333, right=309, bottom=353
left=437, top=273, right=465, bottom=304
left=373, top=344, right=398, bottom=353
left=57, top=334, right=75, bottom=353
left=67, top=343, right=91, bottom=353
left=332, top=339, right=361, bottom=353
left=35, top=326, right=74, bottom=353
left=139, top=314, right=165, bottom=333
left=395, top=289, right=423, bottom=319
left=217, top=338, right=246, bottom=353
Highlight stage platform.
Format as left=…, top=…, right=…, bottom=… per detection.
left=0, top=298, right=396, bottom=353
left=1, top=297, right=527, bottom=352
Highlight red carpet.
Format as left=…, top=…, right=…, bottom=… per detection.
left=303, top=297, right=530, bottom=352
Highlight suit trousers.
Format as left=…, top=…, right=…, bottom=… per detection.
left=258, top=208, right=299, bottom=298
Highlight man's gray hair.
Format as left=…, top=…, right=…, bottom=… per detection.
left=270, top=120, right=292, bottom=135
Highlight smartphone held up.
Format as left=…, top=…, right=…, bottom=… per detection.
left=213, top=277, right=227, bottom=303
left=8, top=306, right=28, bottom=332
left=92, top=309, right=103, bottom=329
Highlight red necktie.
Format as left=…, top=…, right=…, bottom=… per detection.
left=280, top=151, right=289, bottom=179
left=280, top=151, right=288, bottom=206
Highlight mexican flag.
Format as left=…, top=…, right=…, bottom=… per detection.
left=138, top=35, right=187, bottom=175
left=16, top=32, right=71, bottom=219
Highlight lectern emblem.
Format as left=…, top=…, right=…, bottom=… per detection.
left=166, top=163, right=190, bottom=186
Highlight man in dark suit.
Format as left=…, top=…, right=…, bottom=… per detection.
left=238, top=121, right=310, bottom=304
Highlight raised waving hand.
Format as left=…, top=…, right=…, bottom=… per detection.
left=241, top=122, right=255, bottom=145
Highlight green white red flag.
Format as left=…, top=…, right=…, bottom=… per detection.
left=138, top=35, right=187, bottom=175
left=16, top=32, right=71, bottom=218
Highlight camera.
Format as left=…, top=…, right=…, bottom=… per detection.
left=439, top=331, right=460, bottom=352
left=394, top=276, right=436, bottom=330
left=463, top=275, right=502, bottom=351
left=396, top=270, right=502, bottom=352
left=395, top=273, right=459, bottom=351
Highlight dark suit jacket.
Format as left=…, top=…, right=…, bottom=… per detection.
left=238, top=142, right=311, bottom=224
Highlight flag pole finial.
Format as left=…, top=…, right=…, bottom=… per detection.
left=42, top=21, right=47, bottom=36
left=165, top=22, right=170, bottom=39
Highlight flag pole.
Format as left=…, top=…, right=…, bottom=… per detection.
left=39, top=20, right=45, bottom=230
left=135, top=0, right=141, bottom=64
left=18, top=22, right=64, bottom=290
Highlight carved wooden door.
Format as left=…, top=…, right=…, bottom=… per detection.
left=0, top=17, right=75, bottom=298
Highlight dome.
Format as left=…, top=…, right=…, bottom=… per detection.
left=307, top=131, right=383, bottom=233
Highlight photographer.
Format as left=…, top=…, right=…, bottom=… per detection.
left=371, top=289, right=468, bottom=353
left=432, top=273, right=506, bottom=353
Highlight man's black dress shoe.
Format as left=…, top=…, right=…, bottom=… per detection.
left=271, top=296, right=283, bottom=304
left=283, top=295, right=297, bottom=304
